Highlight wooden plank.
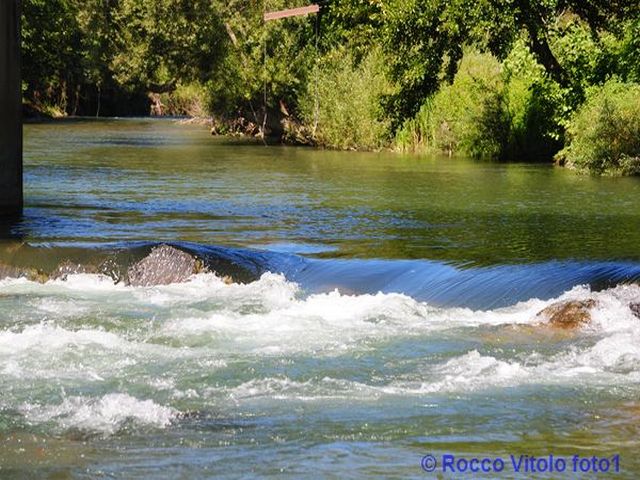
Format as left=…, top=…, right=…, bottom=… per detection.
left=264, top=4, right=320, bottom=21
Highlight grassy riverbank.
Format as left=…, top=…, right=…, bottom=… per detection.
left=22, top=0, right=640, bottom=174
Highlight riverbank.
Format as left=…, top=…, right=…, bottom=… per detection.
left=22, top=108, right=640, bottom=179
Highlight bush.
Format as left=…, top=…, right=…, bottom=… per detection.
left=394, top=42, right=565, bottom=161
left=394, top=50, right=503, bottom=155
left=557, top=79, right=640, bottom=175
left=159, top=82, right=210, bottom=117
left=298, top=46, right=394, bottom=150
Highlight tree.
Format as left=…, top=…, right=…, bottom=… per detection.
left=22, top=0, right=82, bottom=110
left=110, top=0, right=227, bottom=92
left=381, top=0, right=640, bottom=124
left=209, top=0, right=317, bottom=121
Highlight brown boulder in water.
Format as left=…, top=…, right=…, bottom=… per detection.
left=127, top=245, right=204, bottom=287
left=630, top=303, right=640, bottom=319
left=536, top=299, right=597, bottom=330
left=0, top=263, right=48, bottom=283
left=0, top=263, right=27, bottom=280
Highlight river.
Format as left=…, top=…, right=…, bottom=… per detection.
left=1, top=118, right=640, bottom=478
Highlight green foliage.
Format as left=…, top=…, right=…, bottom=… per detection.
left=22, top=0, right=226, bottom=115
left=380, top=0, right=640, bottom=126
left=499, top=40, right=567, bottom=160
left=158, top=83, right=211, bottom=117
left=615, top=18, right=640, bottom=82
left=552, top=21, right=609, bottom=94
left=209, top=0, right=316, bottom=120
left=299, top=46, right=393, bottom=150
left=394, top=51, right=501, bottom=155
left=549, top=16, right=640, bottom=106
left=396, top=44, right=565, bottom=161
left=22, top=0, right=81, bottom=111
left=110, top=0, right=226, bottom=92
left=321, top=0, right=382, bottom=59
left=558, top=79, right=640, bottom=175
left=380, top=0, right=467, bottom=128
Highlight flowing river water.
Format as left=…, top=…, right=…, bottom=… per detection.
left=1, top=118, right=640, bottom=478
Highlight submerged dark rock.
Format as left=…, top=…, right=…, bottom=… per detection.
left=126, top=245, right=206, bottom=287
left=630, top=302, right=640, bottom=319
left=536, top=299, right=597, bottom=329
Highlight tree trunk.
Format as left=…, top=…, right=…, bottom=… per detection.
left=516, top=0, right=570, bottom=87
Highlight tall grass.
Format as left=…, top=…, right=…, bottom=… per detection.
left=298, top=46, right=394, bottom=150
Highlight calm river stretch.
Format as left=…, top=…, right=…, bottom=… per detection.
left=1, top=118, right=640, bottom=478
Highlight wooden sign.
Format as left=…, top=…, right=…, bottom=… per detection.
left=264, top=4, right=320, bottom=21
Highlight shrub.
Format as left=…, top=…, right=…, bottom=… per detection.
left=395, top=42, right=565, bottom=161
left=159, top=82, right=210, bottom=117
left=395, top=50, right=503, bottom=155
left=557, top=79, right=640, bottom=176
left=298, top=46, right=394, bottom=150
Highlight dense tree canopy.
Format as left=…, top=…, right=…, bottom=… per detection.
left=22, top=0, right=227, bottom=115
left=381, top=0, right=640, bottom=122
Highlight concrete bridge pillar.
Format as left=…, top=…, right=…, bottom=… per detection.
left=0, top=0, right=22, bottom=216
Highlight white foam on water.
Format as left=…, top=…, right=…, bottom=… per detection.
left=0, top=322, right=128, bottom=355
left=32, top=297, right=91, bottom=318
left=0, top=272, right=612, bottom=337
left=49, top=273, right=129, bottom=291
left=219, top=337, right=640, bottom=402
left=19, top=393, right=178, bottom=435
left=0, top=274, right=127, bottom=298
left=153, top=273, right=557, bottom=355
left=222, top=376, right=384, bottom=403
left=146, top=272, right=299, bottom=308
left=0, top=273, right=639, bottom=415
left=0, top=321, right=200, bottom=383
left=201, top=283, right=640, bottom=401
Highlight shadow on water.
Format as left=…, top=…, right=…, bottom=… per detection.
left=0, top=214, right=24, bottom=241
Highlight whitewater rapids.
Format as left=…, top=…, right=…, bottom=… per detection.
left=1, top=272, right=639, bottom=437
